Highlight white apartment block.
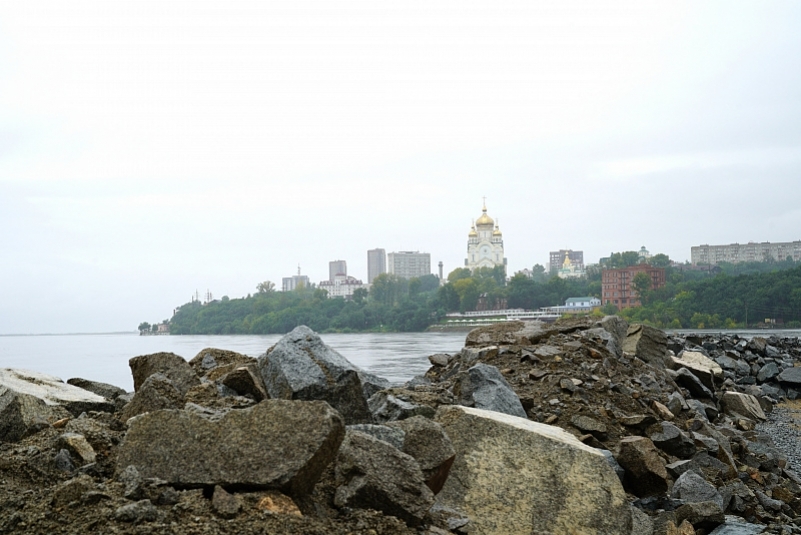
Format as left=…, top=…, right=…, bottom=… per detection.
left=388, top=251, right=431, bottom=280
left=691, top=241, right=801, bottom=265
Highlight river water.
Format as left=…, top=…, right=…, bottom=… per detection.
left=0, top=331, right=469, bottom=392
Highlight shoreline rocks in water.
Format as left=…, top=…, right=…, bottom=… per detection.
left=2, top=320, right=801, bottom=533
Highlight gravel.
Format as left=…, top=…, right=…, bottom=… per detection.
left=756, top=405, right=801, bottom=473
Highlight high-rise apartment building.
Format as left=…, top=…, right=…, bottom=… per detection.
left=282, top=274, right=310, bottom=292
left=367, top=248, right=386, bottom=284
left=387, top=251, right=430, bottom=280
left=329, top=260, right=347, bottom=282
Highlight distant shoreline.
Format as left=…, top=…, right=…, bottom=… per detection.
left=0, top=331, right=138, bottom=337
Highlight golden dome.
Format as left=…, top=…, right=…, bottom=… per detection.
left=476, top=206, right=494, bottom=227
left=493, top=225, right=502, bottom=236
left=468, top=221, right=478, bottom=237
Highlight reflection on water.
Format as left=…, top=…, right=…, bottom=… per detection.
left=0, top=331, right=468, bottom=391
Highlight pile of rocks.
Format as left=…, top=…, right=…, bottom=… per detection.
left=2, top=320, right=801, bottom=534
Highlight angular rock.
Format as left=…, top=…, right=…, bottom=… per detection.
left=129, top=352, right=200, bottom=395
left=428, top=353, right=453, bottom=367
left=258, top=326, right=371, bottom=424
left=189, top=348, right=254, bottom=377
left=708, top=517, right=766, bottom=534
left=66, top=378, right=127, bottom=400
left=358, top=371, right=391, bottom=400
left=671, top=470, right=723, bottom=507
left=387, top=416, right=456, bottom=494
left=619, top=414, right=657, bottom=431
left=721, top=392, right=766, bottom=421
left=212, top=485, right=242, bottom=518
left=0, top=390, right=56, bottom=442
left=57, top=432, right=96, bottom=465
left=630, top=505, right=654, bottom=535
left=435, top=405, right=631, bottom=535
left=335, top=430, right=434, bottom=527
left=673, top=351, right=723, bottom=390
left=756, top=362, right=779, bottom=383
left=52, top=474, right=95, bottom=507
left=623, top=324, right=669, bottom=368
left=368, top=391, right=436, bottom=423
left=454, top=363, right=526, bottom=418
left=571, top=415, right=608, bottom=438
left=54, top=448, right=75, bottom=472
left=117, top=399, right=344, bottom=496
left=616, top=436, right=670, bottom=498
left=119, top=373, right=183, bottom=421
left=674, top=368, right=714, bottom=399
left=114, top=500, right=159, bottom=523
left=675, top=501, right=724, bottom=530
left=256, top=491, right=302, bottom=516
left=0, top=368, right=112, bottom=421
left=347, top=424, right=406, bottom=450
left=777, top=366, right=801, bottom=385
left=650, top=422, right=697, bottom=459
left=221, top=366, right=268, bottom=401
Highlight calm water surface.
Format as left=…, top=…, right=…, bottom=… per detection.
left=0, top=331, right=468, bottom=391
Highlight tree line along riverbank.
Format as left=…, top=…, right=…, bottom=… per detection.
left=161, top=259, right=801, bottom=335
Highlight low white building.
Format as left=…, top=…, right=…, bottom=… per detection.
left=318, top=274, right=367, bottom=299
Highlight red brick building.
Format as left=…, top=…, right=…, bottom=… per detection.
left=601, top=264, right=665, bottom=309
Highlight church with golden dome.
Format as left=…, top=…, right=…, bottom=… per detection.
left=465, top=201, right=506, bottom=271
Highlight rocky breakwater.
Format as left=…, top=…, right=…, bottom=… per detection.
left=2, top=321, right=800, bottom=534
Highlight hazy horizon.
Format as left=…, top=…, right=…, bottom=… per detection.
left=2, top=1, right=800, bottom=334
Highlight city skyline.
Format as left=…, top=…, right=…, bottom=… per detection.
left=2, top=2, right=800, bottom=333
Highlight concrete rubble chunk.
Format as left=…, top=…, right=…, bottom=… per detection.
left=120, top=373, right=184, bottom=421
left=257, top=325, right=372, bottom=424
left=387, top=416, right=456, bottom=494
left=0, top=368, right=113, bottom=423
left=455, top=363, right=527, bottom=418
left=623, top=324, right=669, bottom=368
left=435, top=405, right=631, bottom=535
left=335, top=430, right=434, bottom=527
left=721, top=392, right=766, bottom=421
left=129, top=352, right=200, bottom=395
left=116, top=399, right=345, bottom=497
left=616, top=436, right=670, bottom=498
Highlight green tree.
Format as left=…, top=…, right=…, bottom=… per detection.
left=530, top=264, right=548, bottom=283
left=650, top=254, right=671, bottom=268
left=352, top=287, right=368, bottom=305
left=138, top=322, right=151, bottom=334
left=256, top=281, right=276, bottom=294
left=632, top=272, right=653, bottom=305
left=447, top=268, right=472, bottom=283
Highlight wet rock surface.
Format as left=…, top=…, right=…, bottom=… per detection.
left=5, top=320, right=801, bottom=533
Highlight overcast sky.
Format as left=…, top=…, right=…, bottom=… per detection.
left=1, top=1, right=800, bottom=334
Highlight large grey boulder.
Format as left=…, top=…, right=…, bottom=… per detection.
left=119, top=373, right=184, bottom=421
left=0, top=369, right=112, bottom=441
left=623, top=324, right=669, bottom=368
left=334, top=430, right=434, bottom=527
left=258, top=326, right=372, bottom=424
left=129, top=352, right=200, bottom=395
left=454, top=363, right=527, bottom=418
left=387, top=416, right=456, bottom=494
left=674, top=368, right=715, bottom=399
left=435, top=405, right=631, bottom=535
left=116, top=399, right=344, bottom=496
